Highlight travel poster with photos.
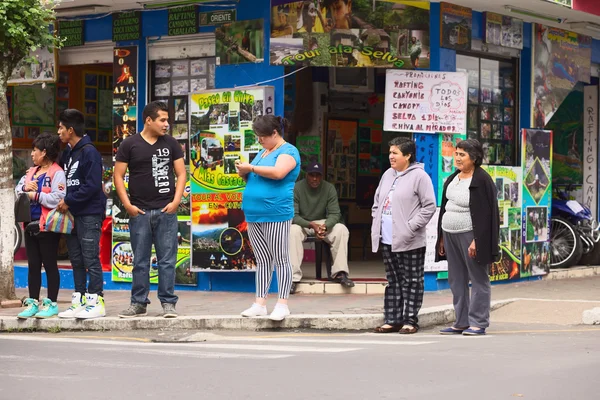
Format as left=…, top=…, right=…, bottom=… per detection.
left=189, top=86, right=275, bottom=271
left=111, top=171, right=194, bottom=285
left=522, top=129, right=553, bottom=278
left=269, top=0, right=430, bottom=70
left=482, top=166, right=523, bottom=282
left=438, top=133, right=466, bottom=201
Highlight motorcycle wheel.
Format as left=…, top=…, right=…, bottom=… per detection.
left=550, top=217, right=583, bottom=269
left=579, top=241, right=600, bottom=265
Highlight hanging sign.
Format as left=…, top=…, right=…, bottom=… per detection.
left=199, top=9, right=236, bottom=26
left=384, top=70, right=468, bottom=134
left=583, top=86, right=598, bottom=219
left=168, top=5, right=198, bottom=36
left=112, top=11, right=142, bottom=42
left=59, top=20, right=85, bottom=47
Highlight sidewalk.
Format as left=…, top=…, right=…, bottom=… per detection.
left=1, top=274, right=600, bottom=332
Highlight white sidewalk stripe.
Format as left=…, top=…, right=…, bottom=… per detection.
left=225, top=337, right=438, bottom=346
left=0, top=335, right=359, bottom=353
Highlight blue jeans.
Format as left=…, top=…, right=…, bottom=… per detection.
left=129, top=209, right=178, bottom=305
left=66, top=214, right=104, bottom=296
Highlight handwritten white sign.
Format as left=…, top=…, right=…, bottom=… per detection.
left=583, top=85, right=598, bottom=219
left=384, top=70, right=468, bottom=134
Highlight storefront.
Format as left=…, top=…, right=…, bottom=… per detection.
left=10, top=0, right=600, bottom=293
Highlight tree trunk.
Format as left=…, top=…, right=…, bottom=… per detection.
left=0, top=74, right=17, bottom=301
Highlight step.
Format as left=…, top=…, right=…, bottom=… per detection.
left=294, top=279, right=387, bottom=295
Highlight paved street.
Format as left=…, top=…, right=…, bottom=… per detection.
left=1, top=323, right=599, bottom=400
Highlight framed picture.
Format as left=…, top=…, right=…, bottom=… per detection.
left=8, top=47, right=58, bottom=85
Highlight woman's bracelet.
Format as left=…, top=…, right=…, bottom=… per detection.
left=252, top=166, right=255, bottom=173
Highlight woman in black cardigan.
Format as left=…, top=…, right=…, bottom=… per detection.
left=435, top=139, right=500, bottom=336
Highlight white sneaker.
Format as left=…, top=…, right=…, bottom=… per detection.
left=240, top=303, right=267, bottom=317
left=269, top=304, right=290, bottom=321
left=74, top=294, right=106, bottom=319
left=58, top=292, right=86, bottom=319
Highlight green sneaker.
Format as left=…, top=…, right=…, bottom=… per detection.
left=17, top=298, right=39, bottom=319
left=35, top=298, right=59, bottom=319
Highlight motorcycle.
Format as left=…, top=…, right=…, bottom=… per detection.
left=550, top=185, right=600, bottom=269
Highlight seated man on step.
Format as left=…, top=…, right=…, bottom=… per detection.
left=290, top=163, right=354, bottom=294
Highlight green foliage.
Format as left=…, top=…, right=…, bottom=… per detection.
left=0, top=0, right=61, bottom=76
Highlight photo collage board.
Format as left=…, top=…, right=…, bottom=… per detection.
left=482, top=166, right=523, bottom=282
left=189, top=86, right=275, bottom=272
left=522, top=129, right=553, bottom=277
left=326, top=119, right=357, bottom=201
left=458, top=55, right=517, bottom=166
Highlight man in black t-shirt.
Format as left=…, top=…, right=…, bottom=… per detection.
left=114, top=101, right=187, bottom=319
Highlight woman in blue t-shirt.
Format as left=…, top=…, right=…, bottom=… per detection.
left=235, top=115, right=300, bottom=321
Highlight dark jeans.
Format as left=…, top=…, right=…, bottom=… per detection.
left=66, top=214, right=104, bottom=297
left=25, top=231, right=60, bottom=302
left=129, top=209, right=178, bottom=305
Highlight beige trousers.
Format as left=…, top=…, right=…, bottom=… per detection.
left=290, top=220, right=350, bottom=282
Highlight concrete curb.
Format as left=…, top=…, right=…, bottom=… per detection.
left=0, top=299, right=515, bottom=333
left=544, top=266, right=600, bottom=281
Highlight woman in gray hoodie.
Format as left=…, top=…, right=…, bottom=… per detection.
left=371, top=137, right=436, bottom=334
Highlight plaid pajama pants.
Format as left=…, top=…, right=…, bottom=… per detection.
left=381, top=245, right=426, bottom=327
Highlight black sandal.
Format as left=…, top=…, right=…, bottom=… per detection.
left=373, top=324, right=402, bottom=333
left=398, top=324, right=419, bottom=334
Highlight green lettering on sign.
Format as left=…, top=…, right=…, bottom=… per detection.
left=198, top=9, right=236, bottom=26
left=112, top=11, right=142, bottom=42
left=59, top=20, right=85, bottom=47
left=168, top=5, right=198, bottom=36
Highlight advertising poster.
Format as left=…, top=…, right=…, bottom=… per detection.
left=189, top=87, right=274, bottom=271
left=215, top=19, right=264, bottom=64
left=501, top=16, right=523, bottom=50
left=11, top=84, right=55, bottom=127
left=483, top=166, right=523, bottom=282
left=438, top=133, right=466, bottom=200
left=111, top=202, right=194, bottom=284
left=112, top=46, right=138, bottom=156
left=440, top=2, right=472, bottom=51
left=522, top=129, right=553, bottom=277
left=533, top=24, right=591, bottom=128
left=269, top=0, right=430, bottom=69
left=384, top=70, right=468, bottom=134
left=8, top=47, right=57, bottom=85
left=545, top=87, right=583, bottom=186
left=483, top=12, right=502, bottom=46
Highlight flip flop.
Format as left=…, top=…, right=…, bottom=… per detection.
left=373, top=325, right=402, bottom=333
left=398, top=325, right=418, bottom=334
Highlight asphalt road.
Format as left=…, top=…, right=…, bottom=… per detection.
left=1, top=324, right=599, bottom=400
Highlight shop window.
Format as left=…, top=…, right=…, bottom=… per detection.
left=149, top=57, right=216, bottom=164
left=83, top=72, right=113, bottom=144
left=457, top=54, right=518, bottom=166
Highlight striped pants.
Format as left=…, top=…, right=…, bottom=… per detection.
left=248, top=220, right=293, bottom=299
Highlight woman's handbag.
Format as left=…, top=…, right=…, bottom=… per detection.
left=14, top=193, right=31, bottom=223
left=24, top=220, right=40, bottom=235
left=44, top=209, right=75, bottom=235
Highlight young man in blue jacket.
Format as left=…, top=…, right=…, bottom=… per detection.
left=56, top=109, right=107, bottom=319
